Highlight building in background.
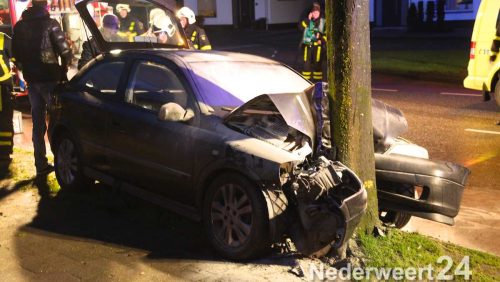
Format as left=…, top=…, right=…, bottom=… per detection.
left=178, top=0, right=479, bottom=28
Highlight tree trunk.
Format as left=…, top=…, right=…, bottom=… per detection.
left=325, top=0, right=379, bottom=234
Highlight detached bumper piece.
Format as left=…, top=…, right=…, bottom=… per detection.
left=375, top=153, right=470, bottom=225
left=287, top=160, right=367, bottom=257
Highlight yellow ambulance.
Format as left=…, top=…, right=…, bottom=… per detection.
left=463, top=0, right=500, bottom=106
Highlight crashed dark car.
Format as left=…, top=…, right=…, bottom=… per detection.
left=48, top=0, right=368, bottom=259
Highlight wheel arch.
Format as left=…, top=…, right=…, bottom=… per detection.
left=49, top=123, right=76, bottom=148
left=487, top=65, right=500, bottom=92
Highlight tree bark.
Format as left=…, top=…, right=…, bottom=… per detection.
left=325, top=0, right=379, bottom=233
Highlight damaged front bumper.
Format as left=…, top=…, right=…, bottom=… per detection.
left=375, top=153, right=470, bottom=225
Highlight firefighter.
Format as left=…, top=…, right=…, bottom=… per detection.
left=299, top=2, right=326, bottom=82
left=0, top=31, right=13, bottom=175
left=176, top=7, right=212, bottom=50
left=116, top=3, right=144, bottom=41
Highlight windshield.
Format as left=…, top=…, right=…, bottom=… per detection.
left=189, top=61, right=311, bottom=108
left=85, top=0, right=185, bottom=47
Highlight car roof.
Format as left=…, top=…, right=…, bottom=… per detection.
left=113, top=49, right=280, bottom=64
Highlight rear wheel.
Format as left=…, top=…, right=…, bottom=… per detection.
left=54, top=133, right=92, bottom=190
left=494, top=79, right=500, bottom=107
left=203, top=173, right=270, bottom=260
left=379, top=184, right=414, bottom=229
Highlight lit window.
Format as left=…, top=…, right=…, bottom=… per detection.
left=446, top=0, right=473, bottom=11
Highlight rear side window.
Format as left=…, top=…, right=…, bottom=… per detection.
left=125, top=61, right=187, bottom=112
left=79, top=61, right=125, bottom=94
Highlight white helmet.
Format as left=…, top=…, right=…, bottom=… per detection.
left=116, top=4, right=131, bottom=12
left=154, top=15, right=176, bottom=37
left=176, top=7, right=196, bottom=25
left=149, top=8, right=166, bottom=24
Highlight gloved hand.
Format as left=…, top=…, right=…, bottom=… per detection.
left=490, top=55, right=497, bottom=62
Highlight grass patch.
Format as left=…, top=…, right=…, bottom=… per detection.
left=359, top=229, right=500, bottom=281
left=6, top=147, right=60, bottom=195
left=371, top=50, right=469, bottom=83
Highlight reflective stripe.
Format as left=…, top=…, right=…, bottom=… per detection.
left=304, top=46, right=308, bottom=62
left=0, top=141, right=12, bottom=146
left=316, top=46, right=322, bottom=62
left=0, top=132, right=13, bottom=137
left=194, top=44, right=199, bottom=49
left=129, top=22, right=135, bottom=32
left=0, top=33, right=10, bottom=82
left=191, top=30, right=197, bottom=42
left=495, top=36, right=500, bottom=40
left=200, top=45, right=212, bottom=50
left=301, top=21, right=307, bottom=28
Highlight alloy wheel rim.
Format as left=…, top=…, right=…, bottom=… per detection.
left=210, top=183, right=253, bottom=248
left=57, top=139, right=77, bottom=185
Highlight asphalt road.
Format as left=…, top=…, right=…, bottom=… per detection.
left=371, top=73, right=500, bottom=256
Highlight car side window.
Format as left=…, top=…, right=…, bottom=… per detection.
left=125, top=61, right=188, bottom=112
left=79, top=61, right=125, bottom=95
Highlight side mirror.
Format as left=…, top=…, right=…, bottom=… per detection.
left=158, top=103, right=194, bottom=123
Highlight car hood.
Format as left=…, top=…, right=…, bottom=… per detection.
left=372, top=98, right=408, bottom=149
left=223, top=91, right=317, bottom=149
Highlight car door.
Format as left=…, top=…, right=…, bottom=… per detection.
left=106, top=57, right=198, bottom=204
left=65, top=59, right=127, bottom=172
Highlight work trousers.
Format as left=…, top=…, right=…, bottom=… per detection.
left=28, top=82, right=56, bottom=173
left=301, top=43, right=324, bottom=82
left=0, top=84, right=13, bottom=161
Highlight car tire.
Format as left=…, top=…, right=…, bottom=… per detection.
left=203, top=173, right=270, bottom=260
left=54, top=132, right=92, bottom=191
left=379, top=184, right=414, bottom=229
left=494, top=79, right=500, bottom=107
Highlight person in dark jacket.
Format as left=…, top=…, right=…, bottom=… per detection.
left=299, top=2, right=326, bottom=82
left=12, top=0, right=72, bottom=175
left=0, top=32, right=13, bottom=176
left=176, top=7, right=211, bottom=50
left=78, top=14, right=122, bottom=70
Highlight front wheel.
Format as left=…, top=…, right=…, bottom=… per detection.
left=203, top=173, right=270, bottom=260
left=494, top=79, right=500, bottom=107
left=54, top=133, right=92, bottom=190
left=379, top=184, right=414, bottom=229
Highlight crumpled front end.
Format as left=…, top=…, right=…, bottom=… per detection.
left=223, top=90, right=368, bottom=257
left=282, top=157, right=367, bottom=257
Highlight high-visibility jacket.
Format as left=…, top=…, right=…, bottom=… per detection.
left=0, top=32, right=12, bottom=114
left=0, top=32, right=13, bottom=159
left=186, top=24, right=212, bottom=50
left=300, top=18, right=326, bottom=46
left=0, top=32, right=12, bottom=85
